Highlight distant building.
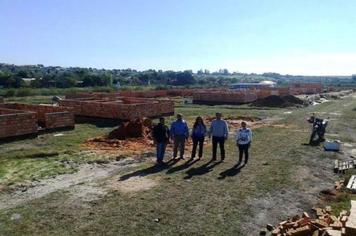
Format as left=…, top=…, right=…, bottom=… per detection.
left=21, top=77, right=37, bottom=85
left=230, top=80, right=276, bottom=90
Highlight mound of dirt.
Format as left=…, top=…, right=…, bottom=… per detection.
left=282, top=95, right=304, bottom=105
left=108, top=118, right=152, bottom=140
left=251, top=95, right=304, bottom=108
left=83, top=118, right=156, bottom=155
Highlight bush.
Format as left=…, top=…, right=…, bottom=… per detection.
left=4, top=89, right=16, bottom=97
left=17, top=88, right=38, bottom=97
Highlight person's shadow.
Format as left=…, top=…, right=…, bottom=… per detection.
left=218, top=162, right=245, bottom=180
left=166, top=158, right=200, bottom=174
left=119, top=158, right=179, bottom=181
left=184, top=159, right=222, bottom=179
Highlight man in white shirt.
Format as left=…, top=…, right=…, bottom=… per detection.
left=236, top=121, right=252, bottom=165
left=209, top=113, right=229, bottom=161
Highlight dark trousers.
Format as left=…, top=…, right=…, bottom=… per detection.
left=173, top=135, right=186, bottom=158
left=238, top=144, right=249, bottom=163
left=191, top=137, right=204, bottom=158
left=212, top=136, right=225, bottom=160
left=156, top=143, right=167, bottom=163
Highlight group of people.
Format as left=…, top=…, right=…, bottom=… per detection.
left=152, top=113, right=252, bottom=166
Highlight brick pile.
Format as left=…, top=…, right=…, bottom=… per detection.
left=263, top=202, right=356, bottom=236
left=59, top=97, right=174, bottom=120
left=0, top=103, right=74, bottom=130
left=0, top=108, right=38, bottom=139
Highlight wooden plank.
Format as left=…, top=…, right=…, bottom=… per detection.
left=347, top=175, right=356, bottom=192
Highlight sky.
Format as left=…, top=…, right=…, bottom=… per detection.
left=1, top=0, right=356, bottom=75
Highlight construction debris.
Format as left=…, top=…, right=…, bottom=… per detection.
left=346, top=176, right=356, bottom=193
left=334, top=160, right=356, bottom=173
left=264, top=202, right=356, bottom=236
left=335, top=180, right=345, bottom=191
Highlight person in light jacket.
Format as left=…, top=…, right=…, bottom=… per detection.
left=209, top=113, right=229, bottom=161
left=236, top=121, right=252, bottom=165
left=170, top=114, right=189, bottom=160
left=191, top=116, right=207, bottom=160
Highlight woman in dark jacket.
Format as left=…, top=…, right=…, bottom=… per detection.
left=191, top=116, right=207, bottom=160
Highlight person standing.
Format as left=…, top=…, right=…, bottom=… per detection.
left=191, top=116, right=207, bottom=160
left=170, top=114, right=189, bottom=160
left=236, top=121, right=252, bottom=165
left=153, top=117, right=170, bottom=165
left=209, top=113, right=229, bottom=161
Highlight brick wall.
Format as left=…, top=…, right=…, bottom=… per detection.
left=44, top=112, right=75, bottom=129
left=0, top=103, right=74, bottom=129
left=59, top=97, right=174, bottom=120
left=0, top=108, right=38, bottom=139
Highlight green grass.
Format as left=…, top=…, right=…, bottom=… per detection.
left=0, top=123, right=115, bottom=188
left=0, top=94, right=355, bottom=235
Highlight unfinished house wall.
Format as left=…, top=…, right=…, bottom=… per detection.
left=0, top=108, right=38, bottom=139
left=193, top=84, right=324, bottom=105
left=193, top=91, right=257, bottom=105
left=0, top=103, right=74, bottom=130
left=59, top=97, right=174, bottom=120
left=289, top=83, right=324, bottom=95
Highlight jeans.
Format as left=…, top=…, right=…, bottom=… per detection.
left=192, top=137, right=204, bottom=158
left=238, top=144, right=249, bottom=163
left=212, top=136, right=225, bottom=160
left=173, top=135, right=186, bottom=158
left=156, top=143, right=167, bottom=162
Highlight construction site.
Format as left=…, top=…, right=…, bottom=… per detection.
left=0, top=84, right=356, bottom=236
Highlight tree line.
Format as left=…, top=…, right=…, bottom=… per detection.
left=0, top=63, right=354, bottom=89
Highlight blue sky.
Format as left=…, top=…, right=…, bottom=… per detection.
left=1, top=0, right=356, bottom=75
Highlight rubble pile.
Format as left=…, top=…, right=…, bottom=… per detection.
left=263, top=201, right=356, bottom=236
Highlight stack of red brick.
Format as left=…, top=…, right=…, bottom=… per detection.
left=264, top=201, right=356, bottom=236
left=0, top=103, right=74, bottom=140
left=0, top=103, right=75, bottom=129
left=59, top=96, right=174, bottom=120
left=0, top=108, right=38, bottom=139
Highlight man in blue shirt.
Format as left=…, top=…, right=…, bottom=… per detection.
left=170, top=113, right=189, bottom=159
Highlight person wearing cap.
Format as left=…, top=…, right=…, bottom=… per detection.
left=170, top=113, right=189, bottom=159
left=208, top=112, right=229, bottom=161
left=152, top=117, right=170, bottom=165
left=236, top=121, right=252, bottom=165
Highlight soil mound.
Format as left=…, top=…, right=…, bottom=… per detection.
left=108, top=118, right=152, bottom=140
left=251, top=95, right=304, bottom=108
left=282, top=95, right=304, bottom=105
